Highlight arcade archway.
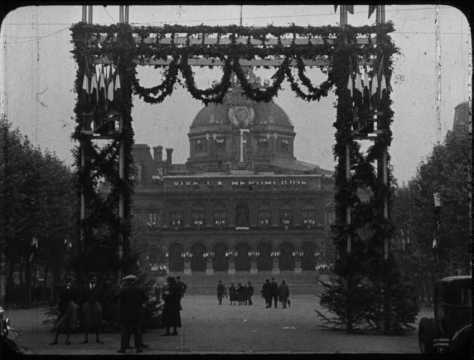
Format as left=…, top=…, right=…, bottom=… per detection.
left=279, top=242, right=295, bottom=271
left=169, top=243, right=184, bottom=272
left=213, top=242, right=228, bottom=271
left=190, top=242, right=206, bottom=272
left=235, top=242, right=251, bottom=271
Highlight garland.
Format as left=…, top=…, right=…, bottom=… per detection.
left=70, top=22, right=399, bottom=295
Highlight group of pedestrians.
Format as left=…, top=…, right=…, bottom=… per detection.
left=50, top=276, right=103, bottom=346
left=217, top=281, right=254, bottom=305
left=261, top=278, right=290, bottom=309
left=49, top=274, right=188, bottom=354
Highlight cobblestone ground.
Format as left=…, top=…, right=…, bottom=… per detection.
left=7, top=295, right=429, bottom=354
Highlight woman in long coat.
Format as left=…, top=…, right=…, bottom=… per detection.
left=161, top=277, right=181, bottom=336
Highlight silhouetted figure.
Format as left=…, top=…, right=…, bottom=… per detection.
left=81, top=275, right=103, bottom=344
left=117, top=275, right=146, bottom=353
left=50, top=278, right=79, bottom=345
left=270, top=278, right=279, bottom=308
left=161, top=277, right=182, bottom=336
left=247, top=281, right=254, bottom=305
left=261, top=279, right=272, bottom=308
left=229, top=283, right=236, bottom=305
left=237, top=283, right=244, bottom=305
left=176, top=276, right=187, bottom=299
left=278, top=280, right=290, bottom=309
left=217, top=281, right=226, bottom=305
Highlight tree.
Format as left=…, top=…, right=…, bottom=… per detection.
left=392, top=127, right=471, bottom=304
left=0, top=118, right=77, bottom=305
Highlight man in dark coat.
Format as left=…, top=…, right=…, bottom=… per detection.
left=229, top=283, right=236, bottom=305
left=50, top=278, right=79, bottom=345
left=81, top=275, right=103, bottom=344
left=161, top=277, right=182, bottom=336
left=261, top=279, right=271, bottom=308
left=247, top=281, right=254, bottom=305
left=237, top=283, right=244, bottom=305
left=270, top=278, right=279, bottom=308
left=117, top=275, right=146, bottom=353
left=176, top=276, right=187, bottom=299
left=278, top=280, right=290, bottom=309
left=217, top=281, right=226, bottom=305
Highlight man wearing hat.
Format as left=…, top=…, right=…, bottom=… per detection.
left=117, top=274, right=146, bottom=353
left=81, top=275, right=103, bottom=344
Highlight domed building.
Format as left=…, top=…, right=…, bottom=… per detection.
left=131, top=79, right=335, bottom=289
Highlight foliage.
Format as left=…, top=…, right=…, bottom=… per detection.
left=392, top=126, right=471, bottom=303
left=69, top=21, right=408, bottom=332
left=0, top=117, right=77, bottom=304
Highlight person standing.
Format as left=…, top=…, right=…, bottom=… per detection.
left=229, top=283, right=236, bottom=305
left=81, top=275, right=103, bottom=344
left=278, top=280, right=290, bottom=309
left=161, top=277, right=182, bottom=336
left=117, top=275, right=146, bottom=353
left=247, top=281, right=254, bottom=305
left=270, top=278, right=278, bottom=308
left=261, top=279, right=271, bottom=308
left=217, top=281, right=226, bottom=305
left=50, top=278, right=79, bottom=345
left=237, top=283, right=244, bottom=305
left=176, top=276, right=187, bottom=299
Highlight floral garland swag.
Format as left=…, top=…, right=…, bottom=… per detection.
left=70, top=22, right=416, bottom=332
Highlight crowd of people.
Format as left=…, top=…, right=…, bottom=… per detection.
left=49, top=274, right=188, bottom=353
left=217, top=278, right=290, bottom=309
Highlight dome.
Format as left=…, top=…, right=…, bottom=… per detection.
left=190, top=87, right=293, bottom=133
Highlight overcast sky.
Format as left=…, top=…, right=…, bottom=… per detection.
left=0, top=5, right=471, bottom=184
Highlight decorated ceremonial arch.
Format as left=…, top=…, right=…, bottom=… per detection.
left=71, top=6, right=408, bottom=332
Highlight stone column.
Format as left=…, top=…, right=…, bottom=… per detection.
left=249, top=250, right=259, bottom=274
left=205, top=252, right=215, bottom=275
left=294, top=256, right=302, bottom=273
left=226, top=250, right=237, bottom=274
left=183, top=251, right=192, bottom=275
left=271, top=250, right=280, bottom=274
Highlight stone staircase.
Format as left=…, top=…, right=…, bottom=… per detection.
left=162, top=271, right=329, bottom=295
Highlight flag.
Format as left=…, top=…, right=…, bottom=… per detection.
left=347, top=74, right=353, bottom=97
left=432, top=237, right=438, bottom=249
left=354, top=73, right=363, bottom=93
left=363, top=71, right=369, bottom=90
left=433, top=192, right=441, bottom=207
left=379, top=75, right=387, bottom=99
left=107, top=76, right=114, bottom=102
left=90, top=73, right=98, bottom=103
left=82, top=74, right=90, bottom=94
left=114, top=73, right=121, bottom=91
left=98, top=69, right=106, bottom=105
left=368, top=5, right=377, bottom=18
left=371, top=73, right=378, bottom=96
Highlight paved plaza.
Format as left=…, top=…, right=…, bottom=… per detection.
left=7, top=295, right=427, bottom=354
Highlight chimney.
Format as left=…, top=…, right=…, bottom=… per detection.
left=153, top=146, right=163, bottom=162
left=166, top=148, right=173, bottom=165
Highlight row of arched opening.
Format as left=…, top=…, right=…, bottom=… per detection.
left=166, top=242, right=318, bottom=272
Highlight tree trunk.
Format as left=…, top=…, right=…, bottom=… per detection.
left=25, top=257, right=32, bottom=307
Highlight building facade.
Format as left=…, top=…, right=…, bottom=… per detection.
left=131, top=81, right=335, bottom=275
